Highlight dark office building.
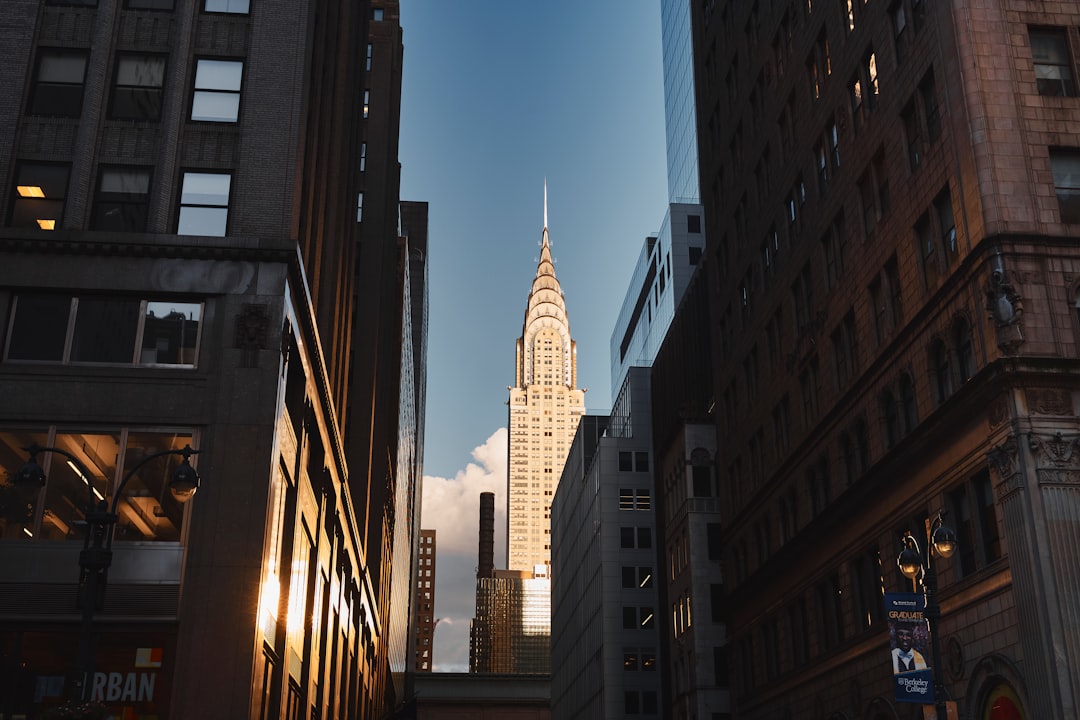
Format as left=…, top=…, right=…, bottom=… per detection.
left=0, top=1, right=425, bottom=718
left=689, top=0, right=1080, bottom=718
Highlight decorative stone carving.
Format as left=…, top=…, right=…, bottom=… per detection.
left=988, top=395, right=1009, bottom=428
left=1029, top=432, right=1080, bottom=467
left=235, top=303, right=269, bottom=368
left=985, top=265, right=1024, bottom=354
left=987, top=437, right=1021, bottom=499
left=1029, top=432, right=1080, bottom=485
left=1025, top=388, right=1072, bottom=416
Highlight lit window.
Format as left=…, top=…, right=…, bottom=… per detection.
left=191, top=59, right=243, bottom=122
left=29, top=49, right=88, bottom=118
left=111, top=54, right=166, bottom=120
left=92, top=167, right=152, bottom=232
left=178, top=171, right=231, bottom=236
left=10, top=162, right=69, bottom=230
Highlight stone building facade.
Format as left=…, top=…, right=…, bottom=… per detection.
left=0, top=1, right=424, bottom=718
left=690, top=0, right=1080, bottom=717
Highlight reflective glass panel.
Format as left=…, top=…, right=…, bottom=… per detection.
left=140, top=302, right=201, bottom=365
left=70, top=297, right=140, bottom=363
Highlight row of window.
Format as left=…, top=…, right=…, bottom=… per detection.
left=32, top=51, right=244, bottom=123
left=45, top=0, right=248, bottom=12
left=0, top=427, right=196, bottom=541
left=728, top=359, right=986, bottom=586
left=737, top=470, right=1000, bottom=694
left=5, top=292, right=202, bottom=367
left=11, top=163, right=232, bottom=235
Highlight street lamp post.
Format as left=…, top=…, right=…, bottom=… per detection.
left=897, top=511, right=957, bottom=720
left=14, top=443, right=201, bottom=705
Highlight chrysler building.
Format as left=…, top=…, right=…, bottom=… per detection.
left=507, top=185, right=586, bottom=576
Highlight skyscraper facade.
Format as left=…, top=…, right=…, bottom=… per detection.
left=506, top=191, right=586, bottom=576
left=414, top=529, right=436, bottom=672
left=691, top=0, right=1080, bottom=717
left=551, top=371, right=663, bottom=719
left=0, top=0, right=424, bottom=718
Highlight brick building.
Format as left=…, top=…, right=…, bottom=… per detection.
left=0, top=0, right=425, bottom=718
left=689, top=0, right=1080, bottom=717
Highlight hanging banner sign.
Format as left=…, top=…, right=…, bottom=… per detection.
left=885, top=592, right=935, bottom=705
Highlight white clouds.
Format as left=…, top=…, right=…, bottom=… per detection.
left=420, top=427, right=507, bottom=672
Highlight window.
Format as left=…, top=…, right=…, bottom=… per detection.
left=619, top=489, right=650, bottom=511
left=849, top=74, right=865, bottom=131
left=0, top=427, right=196, bottom=542
left=622, top=566, right=653, bottom=589
left=619, top=451, right=633, bottom=471
left=851, top=548, right=884, bottom=631
left=915, top=213, right=938, bottom=287
left=816, top=573, right=844, bottom=649
left=864, top=51, right=879, bottom=108
left=787, top=598, right=809, bottom=666
left=892, top=1, right=909, bottom=63
left=621, top=527, right=652, bottom=549
left=882, top=389, right=900, bottom=448
left=793, top=261, right=814, bottom=331
left=931, top=337, right=952, bottom=403
left=949, top=470, right=1001, bottom=577
left=920, top=71, right=941, bottom=143
left=622, top=606, right=654, bottom=629
left=1050, top=148, right=1080, bottom=223
left=191, top=59, right=243, bottom=122
left=5, top=293, right=202, bottom=366
left=808, top=456, right=830, bottom=516
left=800, top=356, right=820, bottom=423
left=29, top=49, right=87, bottom=117
left=111, top=54, right=166, bottom=120
left=204, top=0, right=250, bottom=13
left=688, top=214, right=702, bottom=233
left=822, top=213, right=847, bottom=289
left=954, top=316, right=975, bottom=382
left=935, top=189, right=957, bottom=257
left=178, top=171, right=231, bottom=236
left=91, top=167, right=151, bottom=232
left=127, top=0, right=174, bottom=9
left=1030, top=28, right=1076, bottom=97
left=9, top=162, right=69, bottom=230
left=900, top=372, right=918, bottom=433
left=832, top=310, right=858, bottom=387
left=902, top=101, right=923, bottom=171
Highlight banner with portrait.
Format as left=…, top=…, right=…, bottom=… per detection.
left=885, top=592, right=935, bottom=704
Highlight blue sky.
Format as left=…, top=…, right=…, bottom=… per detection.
left=398, top=1, right=669, bottom=672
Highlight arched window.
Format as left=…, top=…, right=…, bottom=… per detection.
left=899, top=372, right=917, bottom=433
left=930, top=338, right=952, bottom=403
left=954, top=316, right=974, bottom=382
left=882, top=389, right=900, bottom=448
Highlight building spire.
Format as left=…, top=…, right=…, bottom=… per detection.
left=543, top=178, right=548, bottom=235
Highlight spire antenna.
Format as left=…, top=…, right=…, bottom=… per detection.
left=543, top=178, right=548, bottom=230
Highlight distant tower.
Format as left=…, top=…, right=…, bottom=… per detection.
left=506, top=182, right=587, bottom=576
left=413, top=529, right=437, bottom=672
left=478, top=492, right=495, bottom=579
